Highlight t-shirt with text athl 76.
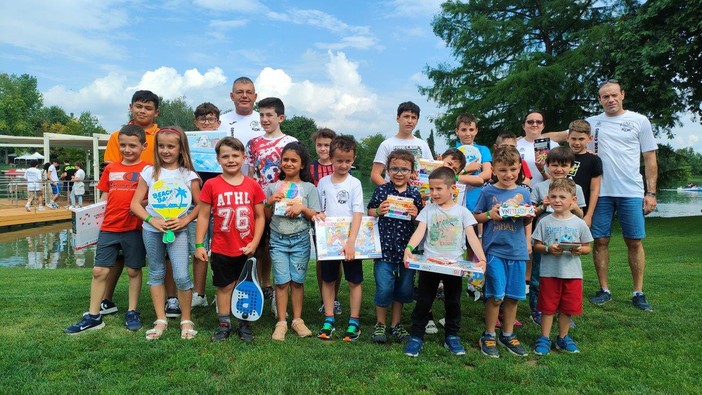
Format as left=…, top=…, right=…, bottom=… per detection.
left=416, top=203, right=477, bottom=261
left=199, top=175, right=265, bottom=257
left=97, top=161, right=149, bottom=232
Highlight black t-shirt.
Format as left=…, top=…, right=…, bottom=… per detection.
left=62, top=164, right=77, bottom=187
left=570, top=152, right=603, bottom=214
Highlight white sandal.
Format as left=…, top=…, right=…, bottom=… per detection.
left=180, top=320, right=198, bottom=340
left=145, top=319, right=168, bottom=340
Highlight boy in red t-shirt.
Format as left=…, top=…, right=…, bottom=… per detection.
left=65, top=125, right=149, bottom=334
left=195, top=137, right=265, bottom=342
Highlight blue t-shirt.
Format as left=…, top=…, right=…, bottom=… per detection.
left=457, top=142, right=492, bottom=211
left=367, top=183, right=423, bottom=264
left=474, top=184, right=531, bottom=260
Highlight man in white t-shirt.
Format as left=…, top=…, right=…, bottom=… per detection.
left=587, top=79, right=657, bottom=312
left=371, top=101, right=433, bottom=186
left=47, top=159, right=61, bottom=209
left=218, top=77, right=262, bottom=176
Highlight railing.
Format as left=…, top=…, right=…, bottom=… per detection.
left=0, top=176, right=97, bottom=209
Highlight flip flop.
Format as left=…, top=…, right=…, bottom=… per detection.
left=145, top=319, right=168, bottom=340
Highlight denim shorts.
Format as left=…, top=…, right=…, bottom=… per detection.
left=94, top=230, right=146, bottom=269
left=485, top=254, right=526, bottom=301
left=591, top=196, right=646, bottom=239
left=50, top=183, right=60, bottom=195
left=373, top=260, right=415, bottom=307
left=270, top=229, right=311, bottom=285
left=187, top=214, right=213, bottom=256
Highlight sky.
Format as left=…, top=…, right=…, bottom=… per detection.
left=1, top=0, right=700, bottom=153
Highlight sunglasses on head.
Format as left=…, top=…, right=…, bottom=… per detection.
left=598, top=79, right=619, bottom=88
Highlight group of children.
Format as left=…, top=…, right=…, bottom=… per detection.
left=63, top=92, right=602, bottom=359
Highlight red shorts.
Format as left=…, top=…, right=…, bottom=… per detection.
left=537, top=277, right=582, bottom=316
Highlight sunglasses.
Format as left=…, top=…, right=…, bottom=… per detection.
left=525, top=119, right=544, bottom=125
left=598, top=79, right=619, bottom=88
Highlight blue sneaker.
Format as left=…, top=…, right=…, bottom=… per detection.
left=556, top=335, right=580, bottom=353
left=498, top=333, right=528, bottom=356
left=444, top=335, right=466, bottom=355
left=404, top=336, right=423, bottom=357
left=125, top=310, right=142, bottom=331
left=64, top=314, right=104, bottom=334
left=590, top=289, right=612, bottom=305
left=632, top=293, right=653, bottom=312
left=479, top=332, right=499, bottom=358
left=534, top=336, right=551, bottom=355
left=531, top=310, right=542, bottom=325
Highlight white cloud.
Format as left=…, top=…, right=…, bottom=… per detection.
left=129, top=67, right=227, bottom=98
left=192, top=0, right=266, bottom=13
left=0, top=1, right=129, bottom=60
left=316, top=35, right=381, bottom=51
left=383, top=0, right=444, bottom=17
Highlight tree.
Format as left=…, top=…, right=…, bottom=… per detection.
left=675, top=147, right=702, bottom=176
left=77, top=112, right=107, bottom=136
left=427, top=129, right=436, bottom=158
left=356, top=133, right=385, bottom=176
left=413, top=129, right=422, bottom=139
left=280, top=115, right=318, bottom=160
left=157, top=97, right=194, bottom=130
left=655, top=144, right=691, bottom=188
left=0, top=73, right=43, bottom=136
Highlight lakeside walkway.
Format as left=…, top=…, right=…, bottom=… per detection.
left=0, top=203, right=72, bottom=228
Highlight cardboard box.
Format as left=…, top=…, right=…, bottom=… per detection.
left=71, top=201, right=107, bottom=250
left=405, top=255, right=484, bottom=289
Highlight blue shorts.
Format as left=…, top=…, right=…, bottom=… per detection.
left=373, top=260, right=415, bottom=307
left=187, top=214, right=213, bottom=257
left=94, top=230, right=146, bottom=269
left=50, top=183, right=60, bottom=195
left=485, top=254, right=526, bottom=301
left=270, top=229, right=311, bottom=285
left=591, top=196, right=646, bottom=239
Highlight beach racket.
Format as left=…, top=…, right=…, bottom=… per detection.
left=148, top=177, right=192, bottom=244
left=232, top=257, right=264, bottom=321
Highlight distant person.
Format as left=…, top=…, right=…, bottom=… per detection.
left=195, top=137, right=266, bottom=342
left=69, top=161, right=85, bottom=208
left=587, top=80, right=658, bottom=312
left=402, top=167, right=487, bottom=357
left=566, top=120, right=603, bottom=227
left=218, top=76, right=262, bottom=176
left=371, top=101, right=433, bottom=186
left=532, top=179, right=593, bottom=355
left=47, top=159, right=60, bottom=209
left=516, top=110, right=560, bottom=184
left=64, top=125, right=149, bottom=334
left=23, top=159, right=44, bottom=211
left=61, top=159, right=76, bottom=205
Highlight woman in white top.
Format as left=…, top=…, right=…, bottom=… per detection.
left=70, top=162, right=86, bottom=208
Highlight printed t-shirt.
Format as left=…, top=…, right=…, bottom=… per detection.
left=140, top=166, right=200, bottom=233
left=570, top=152, right=603, bottom=214
left=317, top=174, right=364, bottom=217
left=246, top=134, right=298, bottom=190
left=310, top=160, right=334, bottom=186
left=218, top=110, right=262, bottom=176
left=474, top=184, right=531, bottom=260
left=416, top=203, right=477, bottom=261
left=373, top=136, right=433, bottom=182
left=200, top=175, right=265, bottom=257
left=97, top=161, right=149, bottom=232
left=532, top=214, right=593, bottom=279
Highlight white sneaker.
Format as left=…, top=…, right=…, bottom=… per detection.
left=192, top=292, right=208, bottom=308
left=438, top=318, right=446, bottom=327
left=425, top=320, right=438, bottom=334
left=38, top=205, right=46, bottom=211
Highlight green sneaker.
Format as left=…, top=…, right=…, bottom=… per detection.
left=343, top=322, right=361, bottom=342
left=390, top=323, right=411, bottom=342
left=317, top=321, right=335, bottom=340
left=371, top=322, right=387, bottom=343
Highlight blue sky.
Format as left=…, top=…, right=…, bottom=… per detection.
left=1, top=0, right=700, bottom=153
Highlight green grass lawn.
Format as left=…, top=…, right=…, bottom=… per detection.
left=1, top=217, right=701, bottom=394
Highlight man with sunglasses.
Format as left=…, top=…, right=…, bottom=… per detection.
left=516, top=110, right=559, bottom=184
left=586, top=80, right=657, bottom=312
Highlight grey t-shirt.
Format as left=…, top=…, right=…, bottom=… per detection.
left=265, top=181, right=321, bottom=235
left=416, top=202, right=477, bottom=261
left=532, top=215, right=593, bottom=279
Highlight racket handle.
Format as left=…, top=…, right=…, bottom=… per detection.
left=163, top=230, right=175, bottom=244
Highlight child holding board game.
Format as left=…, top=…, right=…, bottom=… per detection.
left=402, top=167, right=487, bottom=357
left=367, top=149, right=423, bottom=344
left=264, top=142, right=321, bottom=340
left=131, top=127, right=201, bottom=340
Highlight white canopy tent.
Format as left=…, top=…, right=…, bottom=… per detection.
left=14, top=152, right=45, bottom=161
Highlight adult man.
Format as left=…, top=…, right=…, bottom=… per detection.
left=587, top=80, right=657, bottom=312
left=218, top=76, right=262, bottom=177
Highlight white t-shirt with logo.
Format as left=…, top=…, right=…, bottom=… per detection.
left=317, top=174, right=364, bottom=217
left=586, top=110, right=657, bottom=197
left=218, top=110, right=262, bottom=176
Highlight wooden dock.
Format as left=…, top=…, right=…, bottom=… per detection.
left=0, top=204, right=72, bottom=228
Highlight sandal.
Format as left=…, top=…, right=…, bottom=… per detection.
left=180, top=320, right=198, bottom=340
left=145, top=319, right=168, bottom=340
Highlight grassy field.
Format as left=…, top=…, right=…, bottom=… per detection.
left=1, top=216, right=701, bottom=394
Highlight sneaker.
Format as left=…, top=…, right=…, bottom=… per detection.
left=238, top=320, right=254, bottom=342
left=271, top=321, right=287, bottom=341
left=317, top=321, right=335, bottom=340
left=425, top=320, right=438, bottom=334
left=37, top=205, right=45, bottom=211
left=165, top=297, right=181, bottom=318
left=211, top=323, right=232, bottom=342
left=555, top=335, right=580, bottom=353
left=64, top=314, right=104, bottom=334
left=343, top=323, right=361, bottom=342
left=632, top=293, right=653, bottom=312
left=403, top=336, right=423, bottom=357
left=390, top=323, right=411, bottom=343
left=192, top=292, right=208, bottom=308
left=590, top=289, right=612, bottom=305
left=100, top=299, right=118, bottom=315
left=479, top=332, right=499, bottom=358
left=496, top=312, right=523, bottom=328
left=436, top=285, right=445, bottom=301
left=25, top=204, right=31, bottom=212
left=371, top=322, right=387, bottom=344
left=438, top=318, right=445, bottom=327
left=263, top=286, right=274, bottom=300
left=444, top=335, right=466, bottom=355
left=498, top=333, right=528, bottom=356
left=531, top=310, right=542, bottom=325
left=291, top=319, right=313, bottom=337
left=333, top=300, right=342, bottom=315
left=534, top=336, right=551, bottom=356
left=124, top=310, right=142, bottom=331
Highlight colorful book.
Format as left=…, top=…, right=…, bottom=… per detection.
left=273, top=182, right=303, bottom=216
left=404, top=254, right=484, bottom=290
left=385, top=195, right=415, bottom=221
left=185, top=130, right=229, bottom=173
left=315, top=216, right=382, bottom=261
left=70, top=201, right=107, bottom=250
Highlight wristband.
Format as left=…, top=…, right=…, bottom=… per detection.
left=645, top=192, right=656, bottom=197
left=406, top=244, right=414, bottom=252
left=544, top=244, right=550, bottom=254
left=455, top=174, right=459, bottom=181
left=486, top=210, right=491, bottom=220
left=195, top=242, right=205, bottom=248
left=375, top=207, right=380, bottom=216
left=145, top=215, right=153, bottom=223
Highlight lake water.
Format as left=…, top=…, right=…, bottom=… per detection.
left=0, top=187, right=699, bottom=269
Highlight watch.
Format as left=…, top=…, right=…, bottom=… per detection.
left=645, top=192, right=657, bottom=197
